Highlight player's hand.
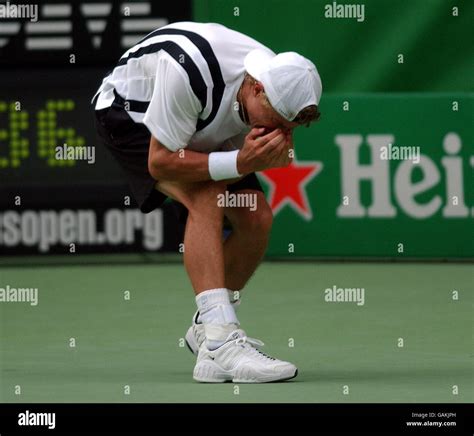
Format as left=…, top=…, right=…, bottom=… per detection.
left=264, top=129, right=294, bottom=169
left=237, top=128, right=293, bottom=174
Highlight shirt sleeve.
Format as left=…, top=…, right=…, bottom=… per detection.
left=143, top=52, right=202, bottom=152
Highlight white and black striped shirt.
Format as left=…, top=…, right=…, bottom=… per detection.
left=93, top=21, right=272, bottom=152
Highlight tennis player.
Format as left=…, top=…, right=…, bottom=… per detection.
left=93, top=21, right=322, bottom=383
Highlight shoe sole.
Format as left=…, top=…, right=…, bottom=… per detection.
left=233, top=369, right=298, bottom=384
left=193, top=361, right=298, bottom=383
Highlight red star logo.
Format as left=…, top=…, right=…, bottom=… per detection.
left=259, top=156, right=323, bottom=220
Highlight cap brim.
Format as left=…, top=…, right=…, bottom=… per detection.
left=244, top=48, right=276, bottom=80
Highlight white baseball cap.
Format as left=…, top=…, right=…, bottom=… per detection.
left=244, top=48, right=322, bottom=122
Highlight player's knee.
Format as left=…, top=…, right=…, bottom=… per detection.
left=148, top=157, right=160, bottom=181
left=187, top=181, right=227, bottom=212
left=254, top=203, right=274, bottom=235
left=238, top=202, right=273, bottom=236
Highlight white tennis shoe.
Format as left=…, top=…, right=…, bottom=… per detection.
left=193, top=329, right=298, bottom=383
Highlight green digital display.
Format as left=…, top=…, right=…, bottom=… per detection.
left=37, top=100, right=86, bottom=167
left=0, top=102, right=29, bottom=168
left=0, top=99, right=88, bottom=169
left=0, top=69, right=125, bottom=188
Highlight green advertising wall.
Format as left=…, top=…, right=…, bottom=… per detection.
left=194, top=0, right=473, bottom=93
left=195, top=0, right=473, bottom=258
left=258, top=94, right=473, bottom=258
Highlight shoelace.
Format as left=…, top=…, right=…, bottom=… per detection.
left=235, top=336, right=276, bottom=362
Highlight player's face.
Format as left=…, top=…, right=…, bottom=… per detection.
left=245, top=82, right=299, bottom=136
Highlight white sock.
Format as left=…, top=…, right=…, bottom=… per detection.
left=196, top=289, right=241, bottom=323
left=195, top=288, right=239, bottom=350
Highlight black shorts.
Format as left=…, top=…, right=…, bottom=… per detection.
left=94, top=99, right=263, bottom=214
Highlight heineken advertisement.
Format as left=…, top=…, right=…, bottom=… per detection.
left=259, top=94, right=473, bottom=258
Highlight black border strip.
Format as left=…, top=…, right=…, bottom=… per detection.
left=0, top=403, right=471, bottom=434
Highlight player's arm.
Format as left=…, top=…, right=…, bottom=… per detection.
left=148, top=127, right=290, bottom=183
left=144, top=53, right=291, bottom=183
left=148, top=135, right=210, bottom=182
left=143, top=53, right=206, bottom=182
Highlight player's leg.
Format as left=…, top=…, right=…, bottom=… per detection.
left=223, top=190, right=272, bottom=291
left=155, top=180, right=227, bottom=292
left=156, top=179, right=245, bottom=354
left=185, top=189, right=271, bottom=353
left=185, top=174, right=271, bottom=353
left=158, top=179, right=297, bottom=383
left=193, top=199, right=297, bottom=384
